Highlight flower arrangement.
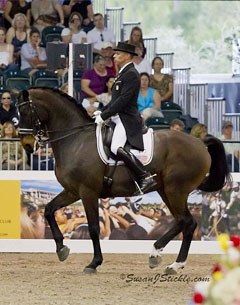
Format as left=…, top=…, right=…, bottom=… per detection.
left=190, top=234, right=240, bottom=305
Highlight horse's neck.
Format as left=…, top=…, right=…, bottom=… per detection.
left=46, top=102, right=90, bottom=131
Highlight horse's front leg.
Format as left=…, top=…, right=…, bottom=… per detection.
left=81, top=191, right=103, bottom=274
left=44, top=190, right=79, bottom=261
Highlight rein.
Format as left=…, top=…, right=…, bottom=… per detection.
left=17, top=99, right=95, bottom=146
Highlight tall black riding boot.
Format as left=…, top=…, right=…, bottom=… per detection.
left=117, top=147, right=157, bottom=195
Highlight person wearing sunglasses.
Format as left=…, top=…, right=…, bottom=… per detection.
left=0, top=91, right=19, bottom=126
left=87, top=13, right=116, bottom=58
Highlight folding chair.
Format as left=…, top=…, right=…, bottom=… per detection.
left=31, top=70, right=60, bottom=88
left=41, top=26, right=63, bottom=47
left=4, top=70, right=30, bottom=92
left=145, top=117, right=170, bottom=130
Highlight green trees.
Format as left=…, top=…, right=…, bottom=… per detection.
left=105, top=0, right=240, bottom=73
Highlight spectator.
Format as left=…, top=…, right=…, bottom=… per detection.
left=60, top=82, right=68, bottom=94
left=62, top=0, right=94, bottom=33
left=21, top=200, right=45, bottom=239
left=0, top=91, right=19, bottom=126
left=31, top=0, right=64, bottom=32
left=0, top=27, right=16, bottom=72
left=190, top=123, right=207, bottom=140
left=87, top=75, right=115, bottom=110
left=170, top=118, right=185, bottom=132
left=150, top=56, right=173, bottom=103
left=20, top=28, right=47, bottom=74
left=87, top=13, right=116, bottom=58
left=100, top=42, right=118, bottom=75
left=6, top=13, right=30, bottom=67
left=81, top=55, right=115, bottom=115
left=137, top=72, right=163, bottom=121
left=3, top=0, right=31, bottom=30
left=32, top=146, right=54, bottom=170
left=125, top=26, right=146, bottom=58
left=133, top=45, right=152, bottom=74
left=0, top=0, right=7, bottom=27
left=219, top=120, right=240, bottom=172
left=61, top=11, right=87, bottom=44
left=1, top=121, right=28, bottom=170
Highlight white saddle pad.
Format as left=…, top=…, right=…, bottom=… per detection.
left=96, top=125, right=154, bottom=165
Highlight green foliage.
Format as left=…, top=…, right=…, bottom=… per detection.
left=104, top=0, right=240, bottom=73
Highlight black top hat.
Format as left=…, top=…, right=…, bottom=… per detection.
left=114, top=42, right=137, bottom=56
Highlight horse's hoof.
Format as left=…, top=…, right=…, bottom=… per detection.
left=83, top=267, right=97, bottom=274
left=149, top=256, right=162, bottom=269
left=164, top=262, right=186, bottom=274
left=57, top=246, right=70, bottom=262
left=164, top=267, right=178, bottom=275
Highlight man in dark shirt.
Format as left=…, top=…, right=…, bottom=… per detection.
left=0, top=91, right=19, bottom=126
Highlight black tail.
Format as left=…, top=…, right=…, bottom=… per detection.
left=198, top=136, right=231, bottom=192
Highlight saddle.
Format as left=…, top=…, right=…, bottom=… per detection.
left=101, top=118, right=149, bottom=160
left=97, top=119, right=154, bottom=191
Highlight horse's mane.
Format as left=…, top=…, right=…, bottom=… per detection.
left=29, top=86, right=93, bottom=122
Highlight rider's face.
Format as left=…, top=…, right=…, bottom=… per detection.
left=114, top=51, right=131, bottom=68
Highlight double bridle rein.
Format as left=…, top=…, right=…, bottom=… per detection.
left=16, top=99, right=95, bottom=147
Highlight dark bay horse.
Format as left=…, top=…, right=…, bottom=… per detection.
left=16, top=88, right=230, bottom=274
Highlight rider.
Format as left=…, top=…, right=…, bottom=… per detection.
left=93, top=42, right=157, bottom=195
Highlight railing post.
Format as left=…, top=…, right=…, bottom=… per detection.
left=105, top=7, right=124, bottom=43
left=206, top=97, right=225, bottom=137
left=155, top=52, right=174, bottom=74
left=172, top=68, right=191, bottom=114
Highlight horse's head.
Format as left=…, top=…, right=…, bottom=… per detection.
left=16, top=89, right=47, bottom=153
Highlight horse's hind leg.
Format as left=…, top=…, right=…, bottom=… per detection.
left=150, top=190, right=196, bottom=274
left=44, top=190, right=79, bottom=261
left=167, top=209, right=197, bottom=274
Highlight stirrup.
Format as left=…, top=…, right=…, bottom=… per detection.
left=145, top=173, right=157, bottom=180
left=134, top=181, right=144, bottom=196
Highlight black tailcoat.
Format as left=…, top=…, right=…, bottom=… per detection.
left=101, top=62, right=144, bottom=151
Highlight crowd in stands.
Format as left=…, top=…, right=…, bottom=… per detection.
left=0, top=0, right=239, bottom=174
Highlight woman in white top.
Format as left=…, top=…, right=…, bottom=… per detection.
left=133, top=46, right=152, bottom=75
left=0, top=27, right=15, bottom=71
left=61, top=12, right=87, bottom=44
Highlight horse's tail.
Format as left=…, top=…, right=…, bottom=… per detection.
left=198, top=136, right=232, bottom=192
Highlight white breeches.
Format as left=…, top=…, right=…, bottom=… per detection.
left=110, top=115, right=127, bottom=155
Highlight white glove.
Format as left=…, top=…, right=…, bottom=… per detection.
left=93, top=110, right=102, bottom=118
left=95, top=114, right=104, bottom=125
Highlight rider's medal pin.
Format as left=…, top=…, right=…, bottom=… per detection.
left=116, top=85, right=119, bottom=90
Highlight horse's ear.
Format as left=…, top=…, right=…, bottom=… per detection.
left=22, top=90, right=29, bottom=101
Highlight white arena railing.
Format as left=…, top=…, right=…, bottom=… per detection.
left=0, top=139, right=54, bottom=171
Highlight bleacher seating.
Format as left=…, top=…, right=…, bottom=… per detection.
left=160, top=102, right=183, bottom=124
left=145, top=117, right=170, bottom=130
left=3, top=70, right=30, bottom=92
left=41, top=26, right=63, bottom=48
left=31, top=70, right=60, bottom=88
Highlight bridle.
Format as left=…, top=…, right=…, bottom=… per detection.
left=16, top=99, right=95, bottom=147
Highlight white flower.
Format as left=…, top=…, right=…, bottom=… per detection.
left=209, top=267, right=240, bottom=305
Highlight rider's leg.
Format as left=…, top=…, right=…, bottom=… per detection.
left=111, top=116, right=157, bottom=194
